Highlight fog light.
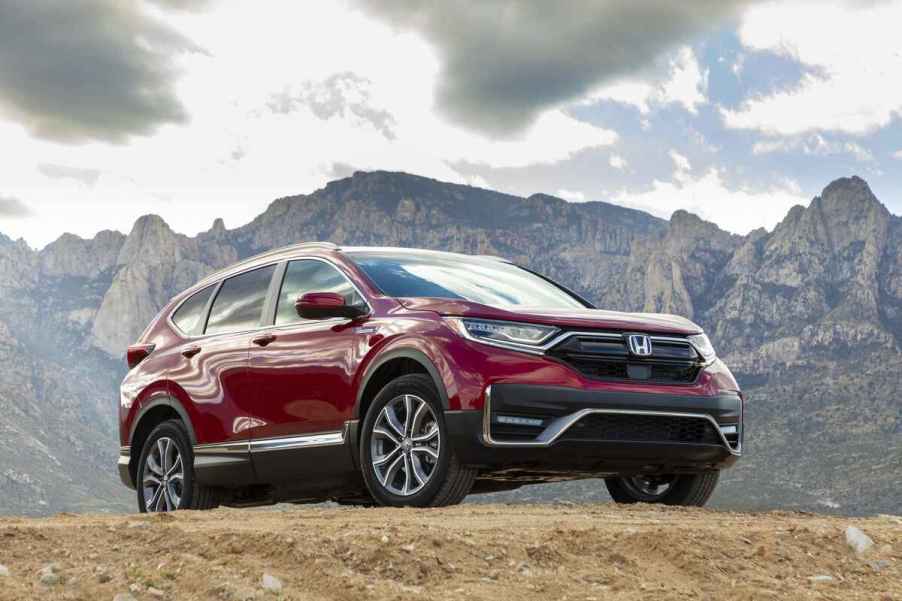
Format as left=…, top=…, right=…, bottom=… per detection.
left=719, top=425, right=738, bottom=436
left=496, top=415, right=543, bottom=427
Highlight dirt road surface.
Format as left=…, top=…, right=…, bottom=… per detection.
left=0, top=503, right=898, bottom=600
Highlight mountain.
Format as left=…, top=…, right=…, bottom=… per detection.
left=0, top=171, right=899, bottom=516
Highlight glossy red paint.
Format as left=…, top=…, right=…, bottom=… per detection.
left=119, top=245, right=742, bottom=481
left=396, top=297, right=703, bottom=335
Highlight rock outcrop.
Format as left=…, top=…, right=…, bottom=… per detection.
left=0, top=171, right=899, bottom=516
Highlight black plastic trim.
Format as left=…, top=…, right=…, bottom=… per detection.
left=354, top=348, right=450, bottom=416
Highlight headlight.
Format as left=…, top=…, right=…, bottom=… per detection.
left=449, top=318, right=559, bottom=352
left=688, top=333, right=716, bottom=361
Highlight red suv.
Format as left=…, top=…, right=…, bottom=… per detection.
left=119, top=243, right=742, bottom=511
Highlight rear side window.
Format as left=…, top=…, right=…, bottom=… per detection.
left=205, top=265, right=276, bottom=335
left=275, top=260, right=364, bottom=326
left=171, top=285, right=215, bottom=335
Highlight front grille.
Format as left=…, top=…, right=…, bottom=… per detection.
left=547, top=333, right=701, bottom=384
left=559, top=413, right=720, bottom=445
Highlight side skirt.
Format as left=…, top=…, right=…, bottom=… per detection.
left=192, top=424, right=364, bottom=499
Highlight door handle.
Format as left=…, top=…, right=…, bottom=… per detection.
left=252, top=333, right=277, bottom=347
left=181, top=345, right=201, bottom=358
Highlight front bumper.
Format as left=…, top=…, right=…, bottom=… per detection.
left=446, top=384, right=742, bottom=477
left=118, top=447, right=135, bottom=489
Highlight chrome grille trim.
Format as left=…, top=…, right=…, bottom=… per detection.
left=481, top=386, right=741, bottom=456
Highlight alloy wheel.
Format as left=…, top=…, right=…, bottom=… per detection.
left=621, top=475, right=676, bottom=502
left=370, top=394, right=441, bottom=496
left=142, top=437, right=184, bottom=512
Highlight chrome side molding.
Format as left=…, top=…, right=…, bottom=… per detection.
left=193, top=429, right=346, bottom=456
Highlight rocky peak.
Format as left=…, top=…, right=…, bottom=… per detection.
left=39, top=230, right=126, bottom=279
left=210, top=218, right=226, bottom=234
left=116, top=214, right=178, bottom=266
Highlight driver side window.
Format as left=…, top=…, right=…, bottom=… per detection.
left=275, top=260, right=364, bottom=326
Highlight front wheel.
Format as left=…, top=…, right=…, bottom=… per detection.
left=605, top=472, right=719, bottom=507
left=359, top=374, right=476, bottom=507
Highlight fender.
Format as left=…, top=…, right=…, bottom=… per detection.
left=354, top=347, right=450, bottom=418
left=128, top=395, right=198, bottom=447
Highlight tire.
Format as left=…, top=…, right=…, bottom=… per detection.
left=359, top=374, right=476, bottom=507
left=136, top=419, right=218, bottom=512
left=605, top=471, right=719, bottom=507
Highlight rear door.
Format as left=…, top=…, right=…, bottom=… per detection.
left=246, top=258, right=370, bottom=483
left=171, top=264, right=277, bottom=485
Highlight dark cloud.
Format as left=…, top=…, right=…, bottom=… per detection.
left=268, top=72, right=397, bottom=140
left=38, top=163, right=101, bottom=186
left=352, top=0, right=756, bottom=136
left=0, top=1, right=204, bottom=144
left=0, top=196, right=32, bottom=218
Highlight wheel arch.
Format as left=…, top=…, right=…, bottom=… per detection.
left=355, top=348, right=450, bottom=421
left=128, top=396, right=196, bottom=484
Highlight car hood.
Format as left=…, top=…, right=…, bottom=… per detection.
left=396, top=298, right=702, bottom=335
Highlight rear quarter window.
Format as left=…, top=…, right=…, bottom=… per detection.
left=170, top=285, right=215, bottom=335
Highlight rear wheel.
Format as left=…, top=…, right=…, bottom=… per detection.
left=605, top=472, right=719, bottom=507
left=136, top=419, right=218, bottom=512
left=360, top=374, right=476, bottom=507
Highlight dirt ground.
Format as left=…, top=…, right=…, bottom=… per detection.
left=0, top=503, right=898, bottom=601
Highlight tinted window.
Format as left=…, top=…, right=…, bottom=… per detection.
left=205, top=265, right=276, bottom=335
left=348, top=252, right=586, bottom=309
left=171, top=285, right=215, bottom=335
left=275, top=260, right=364, bottom=325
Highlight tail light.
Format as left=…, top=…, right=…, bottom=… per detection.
left=126, top=344, right=155, bottom=369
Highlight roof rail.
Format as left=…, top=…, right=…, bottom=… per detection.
left=195, top=241, right=340, bottom=288
left=476, top=254, right=512, bottom=263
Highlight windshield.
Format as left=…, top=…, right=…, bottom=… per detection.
left=348, top=251, right=588, bottom=309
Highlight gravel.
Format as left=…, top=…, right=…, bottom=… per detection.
left=262, top=573, right=283, bottom=593
left=845, top=526, right=875, bottom=555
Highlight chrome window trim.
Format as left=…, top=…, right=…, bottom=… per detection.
left=481, top=385, right=741, bottom=456
left=167, top=261, right=281, bottom=340
left=270, top=256, right=373, bottom=328
left=166, top=281, right=220, bottom=337
left=167, top=256, right=372, bottom=342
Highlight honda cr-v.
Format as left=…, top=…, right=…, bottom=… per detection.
left=118, top=243, right=742, bottom=511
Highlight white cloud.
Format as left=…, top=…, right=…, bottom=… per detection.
left=589, top=46, right=708, bottom=114
left=0, top=2, right=616, bottom=247
left=609, top=154, right=627, bottom=170
left=893, top=149, right=902, bottom=160
left=611, top=167, right=807, bottom=235
left=723, top=0, right=902, bottom=136
left=556, top=189, right=586, bottom=202
left=752, top=135, right=874, bottom=162
left=669, top=150, right=692, bottom=173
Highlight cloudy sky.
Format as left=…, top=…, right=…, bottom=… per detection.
left=0, top=0, right=900, bottom=248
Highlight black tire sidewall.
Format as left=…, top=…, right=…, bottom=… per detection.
left=359, top=374, right=450, bottom=507
left=605, top=472, right=718, bottom=506
left=136, top=420, right=196, bottom=512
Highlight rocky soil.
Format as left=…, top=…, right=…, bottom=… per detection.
left=0, top=503, right=898, bottom=601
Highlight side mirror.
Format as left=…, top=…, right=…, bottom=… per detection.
left=295, top=292, right=367, bottom=320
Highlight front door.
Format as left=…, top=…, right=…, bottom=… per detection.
left=247, top=258, right=369, bottom=484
